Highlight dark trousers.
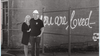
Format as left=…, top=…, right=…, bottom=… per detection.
left=30, top=36, right=41, bottom=56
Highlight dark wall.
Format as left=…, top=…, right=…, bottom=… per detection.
left=41, top=0, right=99, bottom=47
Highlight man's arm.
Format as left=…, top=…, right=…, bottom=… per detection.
left=38, top=27, right=44, bottom=37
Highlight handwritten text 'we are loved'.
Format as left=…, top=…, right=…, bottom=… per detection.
left=41, top=10, right=96, bottom=30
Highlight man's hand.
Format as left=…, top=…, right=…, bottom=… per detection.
left=38, top=35, right=41, bottom=37
left=27, top=29, right=31, bottom=32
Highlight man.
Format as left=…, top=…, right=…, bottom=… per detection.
left=30, top=10, right=44, bottom=56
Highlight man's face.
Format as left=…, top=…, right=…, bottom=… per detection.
left=33, top=13, right=39, bottom=20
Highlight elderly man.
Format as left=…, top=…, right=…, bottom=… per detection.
left=29, top=10, right=44, bottom=56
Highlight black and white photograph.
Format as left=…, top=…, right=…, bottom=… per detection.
left=1, top=0, right=99, bottom=56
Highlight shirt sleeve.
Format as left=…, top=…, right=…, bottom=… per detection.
left=41, top=20, right=44, bottom=28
